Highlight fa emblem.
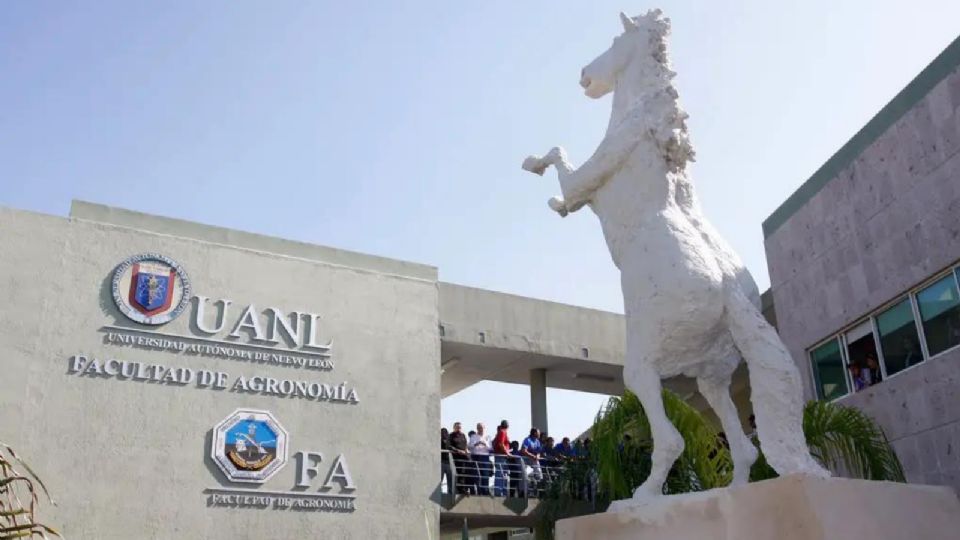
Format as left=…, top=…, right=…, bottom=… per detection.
left=212, top=409, right=289, bottom=483
left=111, top=253, right=191, bottom=325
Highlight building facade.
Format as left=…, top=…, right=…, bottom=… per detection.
left=764, top=35, right=960, bottom=491
left=0, top=201, right=443, bottom=539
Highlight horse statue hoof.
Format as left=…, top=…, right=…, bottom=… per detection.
left=522, top=155, right=549, bottom=176
left=548, top=197, right=568, bottom=217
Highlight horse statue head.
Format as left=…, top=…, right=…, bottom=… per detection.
left=580, top=10, right=672, bottom=99
left=580, top=10, right=695, bottom=174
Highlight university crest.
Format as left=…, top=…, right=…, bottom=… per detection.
left=211, top=409, right=289, bottom=483
left=111, top=253, right=190, bottom=325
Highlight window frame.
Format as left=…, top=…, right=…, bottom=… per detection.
left=914, top=268, right=960, bottom=361
left=843, top=318, right=880, bottom=368
left=873, top=295, right=923, bottom=380
left=868, top=317, right=889, bottom=381
left=808, top=335, right=852, bottom=401
left=840, top=318, right=885, bottom=392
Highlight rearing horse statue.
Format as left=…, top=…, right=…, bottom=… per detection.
left=523, top=9, right=829, bottom=503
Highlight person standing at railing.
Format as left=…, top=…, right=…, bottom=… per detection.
left=542, top=437, right=558, bottom=464
left=448, top=422, right=477, bottom=495
left=554, top=437, right=574, bottom=460
left=538, top=430, right=550, bottom=449
left=521, top=428, right=545, bottom=495
left=572, top=438, right=595, bottom=502
left=440, top=428, right=454, bottom=495
left=509, top=440, right=524, bottom=497
left=491, top=420, right=511, bottom=497
left=540, top=437, right=561, bottom=490
left=469, top=423, right=493, bottom=495
left=543, top=436, right=556, bottom=455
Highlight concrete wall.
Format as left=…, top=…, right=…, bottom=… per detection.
left=0, top=206, right=441, bottom=539
left=764, top=40, right=960, bottom=491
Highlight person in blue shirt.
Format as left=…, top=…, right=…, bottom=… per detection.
left=553, top=437, right=574, bottom=460
left=521, top=428, right=544, bottom=486
left=521, top=428, right=542, bottom=456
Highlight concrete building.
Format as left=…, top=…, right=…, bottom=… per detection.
left=1, top=201, right=443, bottom=539
left=764, top=34, right=960, bottom=492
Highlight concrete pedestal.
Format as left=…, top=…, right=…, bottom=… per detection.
left=556, top=475, right=960, bottom=540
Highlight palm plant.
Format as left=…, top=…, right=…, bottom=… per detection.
left=535, top=389, right=903, bottom=540
left=0, top=443, right=62, bottom=539
left=798, top=399, right=904, bottom=481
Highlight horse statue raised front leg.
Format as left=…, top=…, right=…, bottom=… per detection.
left=522, top=9, right=829, bottom=506
left=522, top=148, right=574, bottom=217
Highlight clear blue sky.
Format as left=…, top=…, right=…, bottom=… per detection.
left=2, top=1, right=958, bottom=441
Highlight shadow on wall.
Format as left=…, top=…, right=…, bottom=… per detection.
left=203, top=429, right=233, bottom=488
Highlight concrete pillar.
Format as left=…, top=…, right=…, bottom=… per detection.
left=530, top=368, right=548, bottom=435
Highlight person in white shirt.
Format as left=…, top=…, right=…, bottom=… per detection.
left=469, top=423, right=493, bottom=495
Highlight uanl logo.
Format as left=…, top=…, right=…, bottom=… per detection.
left=109, top=253, right=331, bottom=354
left=111, top=253, right=191, bottom=325
left=86, top=253, right=357, bottom=405
left=212, top=409, right=289, bottom=483
left=103, top=252, right=338, bottom=374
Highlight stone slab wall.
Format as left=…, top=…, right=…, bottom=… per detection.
left=837, top=352, right=960, bottom=492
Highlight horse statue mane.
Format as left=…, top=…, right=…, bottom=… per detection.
left=523, top=9, right=829, bottom=507
left=625, top=9, right=695, bottom=174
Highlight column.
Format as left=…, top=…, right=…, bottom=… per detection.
left=530, top=368, right=548, bottom=435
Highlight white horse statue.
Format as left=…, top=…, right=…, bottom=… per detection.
left=523, top=9, right=829, bottom=503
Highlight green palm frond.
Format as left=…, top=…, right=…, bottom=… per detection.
left=591, top=389, right=731, bottom=499
left=589, top=392, right=646, bottom=499
left=802, top=400, right=905, bottom=481
left=660, top=390, right=731, bottom=493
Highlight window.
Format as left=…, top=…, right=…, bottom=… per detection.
left=810, top=339, right=848, bottom=400
left=916, top=275, right=960, bottom=356
left=807, top=262, right=960, bottom=397
left=876, top=298, right=923, bottom=376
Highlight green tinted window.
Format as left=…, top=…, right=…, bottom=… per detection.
left=810, top=339, right=848, bottom=400
left=876, top=298, right=923, bottom=376
left=916, top=275, right=960, bottom=356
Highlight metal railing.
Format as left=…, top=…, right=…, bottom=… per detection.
left=440, top=450, right=595, bottom=501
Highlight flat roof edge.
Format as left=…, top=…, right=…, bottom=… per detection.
left=438, top=281, right=623, bottom=317
left=762, top=33, right=960, bottom=239
left=69, top=200, right=438, bottom=281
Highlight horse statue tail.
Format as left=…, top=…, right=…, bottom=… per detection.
left=722, top=278, right=832, bottom=478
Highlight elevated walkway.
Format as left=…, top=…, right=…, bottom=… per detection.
left=439, top=282, right=626, bottom=398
